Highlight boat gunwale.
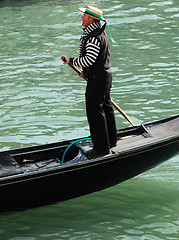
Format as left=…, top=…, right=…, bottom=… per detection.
left=0, top=133, right=178, bottom=186
left=0, top=114, right=178, bottom=184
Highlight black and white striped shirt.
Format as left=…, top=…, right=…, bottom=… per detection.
left=70, top=22, right=101, bottom=68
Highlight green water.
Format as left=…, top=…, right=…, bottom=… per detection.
left=0, top=0, right=179, bottom=239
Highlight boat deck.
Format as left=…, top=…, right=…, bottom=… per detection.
left=0, top=115, right=178, bottom=178
left=81, top=116, right=179, bottom=156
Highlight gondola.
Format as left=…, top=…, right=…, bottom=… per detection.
left=0, top=114, right=179, bottom=212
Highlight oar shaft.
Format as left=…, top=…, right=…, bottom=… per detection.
left=68, top=63, right=81, bottom=75
left=68, top=63, right=87, bottom=81
left=65, top=62, right=135, bottom=126
left=110, top=99, right=135, bottom=126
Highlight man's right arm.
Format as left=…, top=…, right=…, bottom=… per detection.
left=69, top=37, right=100, bottom=68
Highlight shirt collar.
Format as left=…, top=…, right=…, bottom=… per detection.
left=83, top=22, right=101, bottom=35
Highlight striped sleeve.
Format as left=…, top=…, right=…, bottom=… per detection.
left=72, top=37, right=100, bottom=68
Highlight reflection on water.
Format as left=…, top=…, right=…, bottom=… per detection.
left=0, top=177, right=178, bottom=239
left=0, top=0, right=179, bottom=239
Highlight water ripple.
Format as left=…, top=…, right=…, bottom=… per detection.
left=0, top=1, right=178, bottom=240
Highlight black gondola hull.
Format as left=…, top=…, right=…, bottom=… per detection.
left=0, top=115, right=179, bottom=212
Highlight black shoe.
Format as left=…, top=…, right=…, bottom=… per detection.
left=86, top=149, right=110, bottom=158
left=110, top=143, right=117, bottom=148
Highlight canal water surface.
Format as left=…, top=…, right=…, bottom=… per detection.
left=0, top=0, right=178, bottom=239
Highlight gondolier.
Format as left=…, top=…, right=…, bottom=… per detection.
left=61, top=6, right=117, bottom=157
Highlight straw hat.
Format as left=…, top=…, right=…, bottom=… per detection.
left=79, top=6, right=104, bottom=21
left=79, top=5, right=117, bottom=44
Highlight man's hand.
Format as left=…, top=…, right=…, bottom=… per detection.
left=61, top=55, right=87, bottom=80
left=78, top=71, right=84, bottom=78
left=61, top=55, right=70, bottom=64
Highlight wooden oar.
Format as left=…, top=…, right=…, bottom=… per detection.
left=62, top=58, right=135, bottom=126
left=110, top=99, right=135, bottom=126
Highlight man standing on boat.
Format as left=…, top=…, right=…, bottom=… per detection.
left=61, top=6, right=117, bottom=157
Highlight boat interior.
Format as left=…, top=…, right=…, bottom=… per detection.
left=0, top=115, right=178, bottom=178
left=0, top=124, right=150, bottom=178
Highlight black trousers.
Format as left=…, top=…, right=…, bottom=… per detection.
left=85, top=74, right=117, bottom=151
